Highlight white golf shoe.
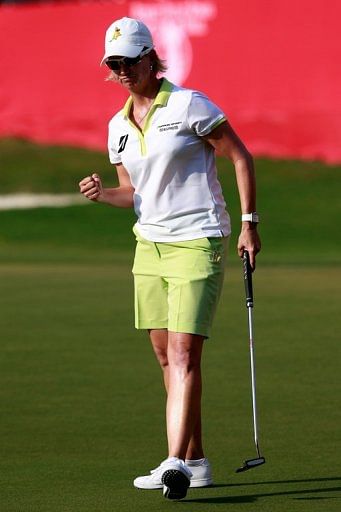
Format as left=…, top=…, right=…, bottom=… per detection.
left=161, top=457, right=192, bottom=500
left=133, top=457, right=213, bottom=491
left=185, top=458, right=214, bottom=487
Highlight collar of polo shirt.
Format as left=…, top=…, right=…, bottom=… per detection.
left=122, top=78, right=173, bottom=119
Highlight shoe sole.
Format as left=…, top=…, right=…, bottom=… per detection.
left=133, top=483, right=163, bottom=489
left=134, top=480, right=212, bottom=490
left=190, top=478, right=213, bottom=488
left=162, top=469, right=190, bottom=500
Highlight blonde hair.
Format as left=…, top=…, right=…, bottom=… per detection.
left=105, top=49, right=167, bottom=82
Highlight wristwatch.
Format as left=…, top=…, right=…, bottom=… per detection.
left=241, top=212, right=260, bottom=223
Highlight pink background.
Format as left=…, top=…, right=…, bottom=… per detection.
left=0, top=0, right=340, bottom=162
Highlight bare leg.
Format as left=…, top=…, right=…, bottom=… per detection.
left=149, top=329, right=205, bottom=460
left=149, top=329, right=169, bottom=391
left=166, top=331, right=204, bottom=460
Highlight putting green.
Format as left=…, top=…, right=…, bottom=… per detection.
left=0, top=140, right=340, bottom=510
left=0, top=262, right=340, bottom=511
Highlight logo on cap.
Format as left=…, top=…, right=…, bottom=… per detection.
left=110, top=27, right=122, bottom=42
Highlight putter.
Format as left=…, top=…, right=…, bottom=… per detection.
left=236, top=250, right=266, bottom=473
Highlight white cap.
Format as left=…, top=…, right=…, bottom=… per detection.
left=101, top=17, right=154, bottom=64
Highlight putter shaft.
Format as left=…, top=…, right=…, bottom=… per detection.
left=236, top=251, right=265, bottom=473
left=248, top=306, right=260, bottom=457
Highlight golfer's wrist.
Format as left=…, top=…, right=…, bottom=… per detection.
left=241, top=212, right=260, bottom=223
left=241, top=222, right=258, bottom=231
left=96, top=188, right=108, bottom=204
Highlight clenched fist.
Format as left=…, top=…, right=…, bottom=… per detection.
left=79, top=173, right=103, bottom=202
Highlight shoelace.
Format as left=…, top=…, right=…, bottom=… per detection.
left=150, top=458, right=192, bottom=477
left=150, top=460, right=168, bottom=474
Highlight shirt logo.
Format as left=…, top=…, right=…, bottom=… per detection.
left=110, top=27, right=122, bottom=42
left=157, top=122, right=182, bottom=132
left=118, top=134, right=129, bottom=153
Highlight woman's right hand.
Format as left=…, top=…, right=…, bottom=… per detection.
left=79, top=173, right=103, bottom=202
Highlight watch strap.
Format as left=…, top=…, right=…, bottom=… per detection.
left=241, top=212, right=260, bottom=223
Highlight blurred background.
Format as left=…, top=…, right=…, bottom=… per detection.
left=1, top=0, right=340, bottom=160
left=1, top=1, right=340, bottom=511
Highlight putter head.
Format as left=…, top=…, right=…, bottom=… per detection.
left=236, top=457, right=266, bottom=473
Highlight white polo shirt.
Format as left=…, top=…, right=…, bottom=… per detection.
left=108, top=78, right=231, bottom=242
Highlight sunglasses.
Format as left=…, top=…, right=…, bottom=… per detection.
left=105, top=47, right=152, bottom=71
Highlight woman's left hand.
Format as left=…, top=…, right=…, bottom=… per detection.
left=237, top=226, right=261, bottom=270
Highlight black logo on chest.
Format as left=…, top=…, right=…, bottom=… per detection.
left=157, top=122, right=182, bottom=132
left=118, top=134, right=129, bottom=153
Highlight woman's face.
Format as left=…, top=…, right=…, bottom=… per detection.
left=107, top=52, right=152, bottom=92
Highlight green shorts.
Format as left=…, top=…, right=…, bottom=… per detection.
left=132, top=229, right=229, bottom=338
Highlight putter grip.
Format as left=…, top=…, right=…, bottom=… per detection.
left=243, top=250, right=253, bottom=308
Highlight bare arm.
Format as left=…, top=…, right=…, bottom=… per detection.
left=79, top=163, right=134, bottom=208
left=203, top=120, right=261, bottom=269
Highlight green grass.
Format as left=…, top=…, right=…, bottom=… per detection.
left=0, top=138, right=117, bottom=194
left=1, top=138, right=340, bottom=265
left=0, top=139, right=341, bottom=510
left=1, top=263, right=340, bottom=511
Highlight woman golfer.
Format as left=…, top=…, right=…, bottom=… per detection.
left=79, top=17, right=261, bottom=500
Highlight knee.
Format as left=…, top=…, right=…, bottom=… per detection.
left=154, top=347, right=169, bottom=371
left=169, top=346, right=201, bottom=373
left=168, top=334, right=204, bottom=373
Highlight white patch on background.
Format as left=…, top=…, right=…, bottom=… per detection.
left=0, top=194, right=87, bottom=210
left=130, top=1, right=217, bottom=84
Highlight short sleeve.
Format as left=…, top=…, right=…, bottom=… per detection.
left=108, top=119, right=122, bottom=165
left=187, top=91, right=226, bottom=136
